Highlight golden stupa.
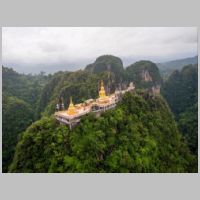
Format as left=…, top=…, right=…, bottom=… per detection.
left=99, top=80, right=107, bottom=98
left=98, top=80, right=109, bottom=103
left=66, top=97, right=78, bottom=115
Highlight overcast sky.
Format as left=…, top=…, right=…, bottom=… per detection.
left=2, top=27, right=198, bottom=74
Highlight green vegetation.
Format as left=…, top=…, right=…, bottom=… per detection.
left=125, top=61, right=162, bottom=89
left=85, top=55, right=124, bottom=82
left=9, top=93, right=197, bottom=173
left=2, top=66, right=50, bottom=172
left=157, top=55, right=198, bottom=79
left=162, top=64, right=197, bottom=117
left=3, top=55, right=198, bottom=173
left=162, top=64, right=198, bottom=155
left=36, top=70, right=116, bottom=117
left=2, top=95, right=34, bottom=172
left=37, top=58, right=162, bottom=117
left=178, top=104, right=198, bottom=155
left=3, top=67, right=50, bottom=110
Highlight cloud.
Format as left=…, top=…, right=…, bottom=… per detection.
left=2, top=27, right=197, bottom=74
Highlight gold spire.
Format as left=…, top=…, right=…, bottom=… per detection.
left=66, top=97, right=78, bottom=115
left=99, top=80, right=107, bottom=99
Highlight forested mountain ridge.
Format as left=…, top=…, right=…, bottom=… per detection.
left=157, top=55, right=197, bottom=78
left=85, top=55, right=162, bottom=88
left=4, top=55, right=162, bottom=122
left=2, top=67, right=50, bottom=108
left=85, top=55, right=124, bottom=82
left=2, top=55, right=198, bottom=173
left=162, top=64, right=198, bottom=155
left=9, top=93, right=197, bottom=173
left=37, top=56, right=162, bottom=118
left=2, top=66, right=51, bottom=172
left=125, top=60, right=162, bottom=89
left=36, top=70, right=114, bottom=118
left=2, top=95, right=34, bottom=172
left=162, top=64, right=197, bottom=117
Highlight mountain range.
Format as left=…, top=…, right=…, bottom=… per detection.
left=157, top=55, right=198, bottom=75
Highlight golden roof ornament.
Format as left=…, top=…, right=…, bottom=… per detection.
left=99, top=80, right=107, bottom=99
left=66, top=97, right=78, bottom=115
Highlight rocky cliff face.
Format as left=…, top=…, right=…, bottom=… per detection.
left=125, top=61, right=162, bottom=90
left=141, top=70, right=153, bottom=82
left=151, top=85, right=161, bottom=95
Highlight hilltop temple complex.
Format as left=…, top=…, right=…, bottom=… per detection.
left=54, top=81, right=135, bottom=129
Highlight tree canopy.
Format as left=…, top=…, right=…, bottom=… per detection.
left=3, top=56, right=197, bottom=173
left=2, top=66, right=50, bottom=172
left=9, top=93, right=197, bottom=173
left=162, top=64, right=197, bottom=117
left=2, top=95, right=34, bottom=172
left=162, top=64, right=198, bottom=155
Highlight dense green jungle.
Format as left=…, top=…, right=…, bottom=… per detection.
left=2, top=55, right=198, bottom=173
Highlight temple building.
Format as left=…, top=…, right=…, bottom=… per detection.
left=92, top=80, right=116, bottom=113
left=54, top=80, right=135, bottom=129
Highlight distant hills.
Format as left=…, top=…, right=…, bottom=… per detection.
left=157, top=55, right=198, bottom=75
